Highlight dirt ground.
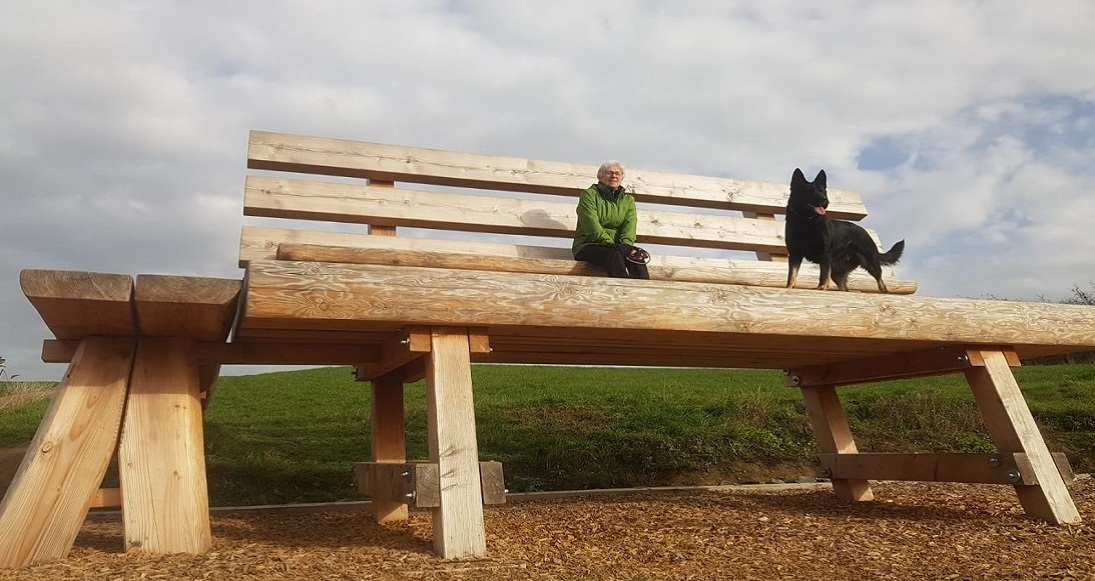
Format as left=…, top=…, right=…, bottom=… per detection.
left=0, top=446, right=26, bottom=492
left=1, top=475, right=1092, bottom=580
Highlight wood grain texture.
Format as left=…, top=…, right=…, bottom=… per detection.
left=964, top=350, right=1081, bottom=524
left=785, top=346, right=1012, bottom=387
left=247, top=130, right=868, bottom=219
left=119, top=337, right=212, bottom=554
left=814, top=453, right=1066, bottom=484
left=245, top=175, right=797, bottom=254
left=275, top=242, right=916, bottom=294
left=0, top=337, right=135, bottom=568
left=245, top=228, right=913, bottom=294
left=238, top=261, right=1095, bottom=362
left=134, top=275, right=241, bottom=341
left=370, top=371, right=408, bottom=524
left=424, top=329, right=487, bottom=559
left=19, top=270, right=136, bottom=339
left=799, top=385, right=874, bottom=501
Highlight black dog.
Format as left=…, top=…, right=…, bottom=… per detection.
left=785, top=168, right=904, bottom=292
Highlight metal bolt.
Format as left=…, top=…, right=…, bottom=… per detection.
left=819, top=467, right=832, bottom=478
left=401, top=471, right=411, bottom=479
left=400, top=337, right=410, bottom=345
left=957, top=354, right=969, bottom=362
left=1006, top=470, right=1022, bottom=484
left=810, top=456, right=821, bottom=466
left=788, top=375, right=802, bottom=386
left=988, top=456, right=1001, bottom=467
left=404, top=491, right=417, bottom=501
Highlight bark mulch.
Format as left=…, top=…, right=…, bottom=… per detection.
left=2, top=477, right=1092, bottom=580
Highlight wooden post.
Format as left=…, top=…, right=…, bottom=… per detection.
left=367, top=179, right=397, bottom=236
left=371, top=370, right=408, bottom=523
left=964, top=350, right=1081, bottom=524
left=742, top=212, right=786, bottom=262
left=799, top=386, right=874, bottom=501
left=424, top=328, right=487, bottom=559
left=0, top=337, right=135, bottom=568
left=118, top=337, right=212, bottom=554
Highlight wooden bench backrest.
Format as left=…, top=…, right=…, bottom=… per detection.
left=240, top=131, right=915, bottom=293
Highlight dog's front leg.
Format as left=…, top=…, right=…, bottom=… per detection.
left=816, top=260, right=831, bottom=291
left=786, top=256, right=803, bottom=288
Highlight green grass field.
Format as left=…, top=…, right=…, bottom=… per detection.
left=2, top=364, right=1093, bottom=507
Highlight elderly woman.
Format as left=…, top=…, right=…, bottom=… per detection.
left=571, top=160, right=650, bottom=279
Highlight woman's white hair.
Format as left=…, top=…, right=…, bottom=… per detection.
left=597, top=160, right=625, bottom=180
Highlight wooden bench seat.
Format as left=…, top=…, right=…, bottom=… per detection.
left=239, top=259, right=1095, bottom=370
left=4, top=130, right=1094, bottom=566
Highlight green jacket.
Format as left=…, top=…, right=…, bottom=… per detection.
left=571, top=182, right=639, bottom=256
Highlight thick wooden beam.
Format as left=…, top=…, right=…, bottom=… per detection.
left=245, top=226, right=914, bottom=294
left=238, top=261, right=1095, bottom=360
left=0, top=337, right=135, bottom=568
left=424, top=328, right=487, bottom=559
left=44, top=339, right=378, bottom=366
left=19, top=270, right=136, bottom=339
left=242, top=225, right=567, bottom=266
left=964, top=350, right=1081, bottom=524
left=786, top=346, right=1019, bottom=388
left=355, top=327, right=431, bottom=381
left=247, top=130, right=868, bottom=218
left=354, top=327, right=489, bottom=381
left=814, top=452, right=1073, bottom=484
left=89, top=487, right=122, bottom=509
left=276, top=242, right=914, bottom=295
left=365, top=179, right=398, bottom=236
left=134, top=274, right=241, bottom=404
left=370, top=370, right=408, bottom=524
left=133, top=275, right=241, bottom=341
left=118, top=337, right=212, bottom=554
left=279, top=242, right=602, bottom=276
left=199, top=341, right=377, bottom=365
left=354, top=461, right=505, bottom=508
left=742, top=211, right=788, bottom=262
left=800, top=386, right=873, bottom=501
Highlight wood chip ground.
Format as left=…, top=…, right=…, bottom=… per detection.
left=2, top=478, right=1092, bottom=580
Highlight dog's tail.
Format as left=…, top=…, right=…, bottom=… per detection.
left=880, top=240, right=905, bottom=265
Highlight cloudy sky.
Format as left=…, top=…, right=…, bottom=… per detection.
left=3, top=1, right=1094, bottom=380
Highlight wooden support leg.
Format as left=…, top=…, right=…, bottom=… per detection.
left=0, top=337, right=135, bottom=568
left=964, top=350, right=1081, bottom=524
left=425, top=328, right=487, bottom=559
left=118, top=337, right=212, bottom=554
left=371, top=370, right=408, bottom=524
left=799, top=385, right=874, bottom=501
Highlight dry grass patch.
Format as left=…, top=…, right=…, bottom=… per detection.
left=0, top=382, right=55, bottom=414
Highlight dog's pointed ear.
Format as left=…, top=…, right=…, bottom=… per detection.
left=792, top=168, right=806, bottom=185
left=814, top=170, right=827, bottom=187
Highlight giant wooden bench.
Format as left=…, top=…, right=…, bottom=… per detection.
left=3, top=130, right=1094, bottom=567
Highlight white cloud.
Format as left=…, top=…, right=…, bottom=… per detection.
left=3, top=1, right=1095, bottom=379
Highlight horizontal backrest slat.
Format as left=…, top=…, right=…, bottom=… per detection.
left=239, top=226, right=572, bottom=265
left=244, top=176, right=792, bottom=254
left=248, top=130, right=868, bottom=220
